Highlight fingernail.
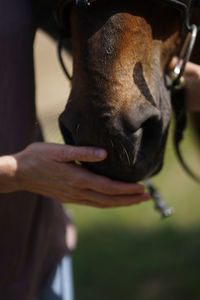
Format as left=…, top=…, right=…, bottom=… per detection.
left=136, top=185, right=145, bottom=192
left=95, top=149, right=107, bottom=158
left=144, top=193, right=151, bottom=200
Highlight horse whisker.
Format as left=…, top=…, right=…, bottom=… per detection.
left=76, top=123, right=80, bottom=136
left=119, top=141, right=131, bottom=167
left=109, top=139, right=114, bottom=148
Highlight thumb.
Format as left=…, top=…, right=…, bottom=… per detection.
left=51, top=144, right=107, bottom=163
left=168, top=56, right=178, bottom=72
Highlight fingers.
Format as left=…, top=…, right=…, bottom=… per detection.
left=25, top=142, right=107, bottom=163
left=22, top=142, right=151, bottom=208
left=64, top=163, right=146, bottom=195
left=54, top=186, right=151, bottom=208
left=44, top=143, right=108, bottom=163
left=76, top=190, right=151, bottom=208
left=33, top=182, right=150, bottom=208
left=183, top=61, right=200, bottom=79
left=88, top=176, right=145, bottom=195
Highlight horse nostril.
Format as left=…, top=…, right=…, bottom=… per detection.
left=141, top=116, right=163, bottom=152
left=121, top=106, right=161, bottom=137
left=122, top=118, right=139, bottom=136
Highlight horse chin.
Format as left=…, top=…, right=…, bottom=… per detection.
left=82, top=154, right=164, bottom=182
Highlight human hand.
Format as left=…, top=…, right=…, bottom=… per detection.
left=6, top=142, right=150, bottom=208
left=169, top=57, right=200, bottom=112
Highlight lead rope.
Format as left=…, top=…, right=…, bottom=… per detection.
left=171, top=84, right=200, bottom=183
left=144, top=179, right=174, bottom=218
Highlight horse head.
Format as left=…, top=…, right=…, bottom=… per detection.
left=59, top=0, right=186, bottom=182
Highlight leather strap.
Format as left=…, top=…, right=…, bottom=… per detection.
left=171, top=85, right=200, bottom=183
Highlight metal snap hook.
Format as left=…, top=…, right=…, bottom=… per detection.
left=169, top=24, right=197, bottom=89
left=144, top=179, right=174, bottom=218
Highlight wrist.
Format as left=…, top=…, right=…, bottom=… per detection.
left=0, top=155, right=20, bottom=193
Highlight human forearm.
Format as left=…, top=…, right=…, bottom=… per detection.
left=0, top=155, right=19, bottom=193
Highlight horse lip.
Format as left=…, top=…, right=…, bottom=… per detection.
left=83, top=152, right=163, bottom=182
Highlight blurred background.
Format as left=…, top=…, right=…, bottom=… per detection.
left=35, top=30, right=200, bottom=300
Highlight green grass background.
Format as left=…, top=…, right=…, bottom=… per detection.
left=63, top=118, right=200, bottom=300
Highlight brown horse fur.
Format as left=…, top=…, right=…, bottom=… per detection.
left=59, top=0, right=186, bottom=182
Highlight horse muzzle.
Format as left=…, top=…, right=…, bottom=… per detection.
left=59, top=102, right=168, bottom=182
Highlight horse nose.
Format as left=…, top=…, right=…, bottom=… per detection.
left=120, top=105, right=162, bottom=155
